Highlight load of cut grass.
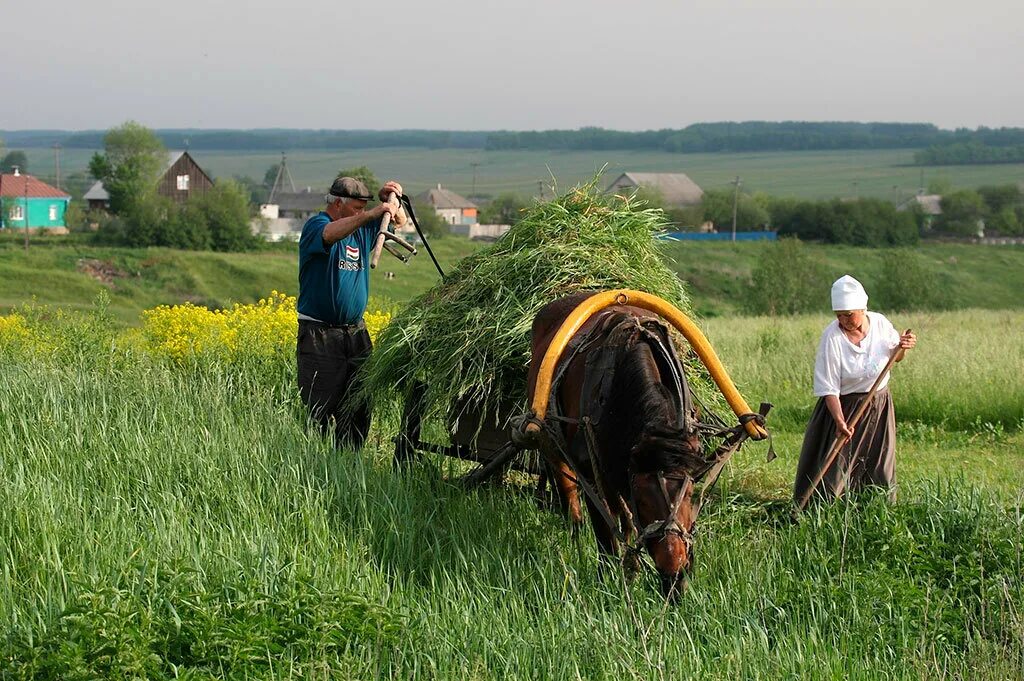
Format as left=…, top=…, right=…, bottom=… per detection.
left=361, top=180, right=723, bottom=435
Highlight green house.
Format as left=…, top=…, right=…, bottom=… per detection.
left=0, top=171, right=71, bottom=232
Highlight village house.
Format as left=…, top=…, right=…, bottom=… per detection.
left=84, top=150, right=214, bottom=211
left=605, top=172, right=704, bottom=206
left=0, top=169, right=71, bottom=234
left=415, top=184, right=478, bottom=225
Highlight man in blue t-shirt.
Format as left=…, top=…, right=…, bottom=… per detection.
left=296, top=176, right=404, bottom=449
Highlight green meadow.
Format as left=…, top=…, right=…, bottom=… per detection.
left=1, top=231, right=1022, bottom=677
left=1, top=298, right=1021, bottom=678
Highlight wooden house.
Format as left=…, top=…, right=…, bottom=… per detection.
left=87, top=150, right=214, bottom=211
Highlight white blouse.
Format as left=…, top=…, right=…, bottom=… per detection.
left=813, top=311, right=901, bottom=397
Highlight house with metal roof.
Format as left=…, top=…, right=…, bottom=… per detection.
left=0, top=169, right=71, bottom=233
left=605, top=172, right=704, bottom=206
left=415, top=184, right=478, bottom=225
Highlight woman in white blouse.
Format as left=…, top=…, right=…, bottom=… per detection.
left=793, top=275, right=917, bottom=504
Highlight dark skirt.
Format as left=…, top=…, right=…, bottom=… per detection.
left=793, top=389, right=897, bottom=504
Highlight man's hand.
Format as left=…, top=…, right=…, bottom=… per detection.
left=899, top=330, right=916, bottom=350
left=373, top=202, right=398, bottom=220
left=379, top=180, right=403, bottom=202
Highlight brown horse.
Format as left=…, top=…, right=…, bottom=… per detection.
left=527, top=292, right=708, bottom=597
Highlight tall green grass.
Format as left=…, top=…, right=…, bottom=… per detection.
left=1, top=308, right=1022, bottom=678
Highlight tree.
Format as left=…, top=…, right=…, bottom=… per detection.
left=977, top=184, right=1022, bottom=215
left=479, top=193, right=530, bottom=225
left=409, top=199, right=448, bottom=239
left=743, top=237, right=829, bottom=315
left=336, top=166, right=380, bottom=196
left=701, top=188, right=769, bottom=231
left=235, top=175, right=268, bottom=205
left=1, top=150, right=28, bottom=174
left=88, top=121, right=166, bottom=214
left=987, top=207, right=1022, bottom=236
left=186, top=179, right=256, bottom=252
left=263, top=163, right=281, bottom=189
left=937, top=190, right=985, bottom=236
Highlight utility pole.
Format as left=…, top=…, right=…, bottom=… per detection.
left=470, top=162, right=480, bottom=199
left=23, top=170, right=29, bottom=251
left=53, top=143, right=62, bottom=190
left=730, top=175, right=742, bottom=242
left=537, top=180, right=544, bottom=200
left=852, top=180, right=859, bottom=200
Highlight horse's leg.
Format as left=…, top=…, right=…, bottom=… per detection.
left=553, top=459, right=584, bottom=526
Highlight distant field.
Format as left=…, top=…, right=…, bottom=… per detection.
left=23, top=147, right=1024, bottom=201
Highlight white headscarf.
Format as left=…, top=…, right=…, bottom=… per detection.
left=831, top=275, right=868, bottom=311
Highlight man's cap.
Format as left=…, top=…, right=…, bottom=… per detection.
left=328, top=177, right=373, bottom=200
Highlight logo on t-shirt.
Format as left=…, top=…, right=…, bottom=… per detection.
left=339, top=244, right=362, bottom=271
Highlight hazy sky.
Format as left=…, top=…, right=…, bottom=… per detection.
left=3, top=0, right=1021, bottom=131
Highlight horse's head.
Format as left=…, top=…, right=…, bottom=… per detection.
left=629, top=426, right=705, bottom=600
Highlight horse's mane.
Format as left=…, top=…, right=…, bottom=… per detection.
left=609, top=340, right=706, bottom=477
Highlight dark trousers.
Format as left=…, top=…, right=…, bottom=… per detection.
left=296, top=319, right=373, bottom=450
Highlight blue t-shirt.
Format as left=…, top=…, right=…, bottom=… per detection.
left=297, top=211, right=380, bottom=325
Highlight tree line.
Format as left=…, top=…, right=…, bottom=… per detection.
left=6, top=123, right=1024, bottom=157
left=914, top=142, right=1024, bottom=165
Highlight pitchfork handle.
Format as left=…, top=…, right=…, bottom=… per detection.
left=370, top=192, right=398, bottom=269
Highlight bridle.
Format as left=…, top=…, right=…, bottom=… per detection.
left=624, top=470, right=695, bottom=567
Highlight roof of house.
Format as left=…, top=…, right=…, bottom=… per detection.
left=415, top=184, right=477, bottom=210
left=84, top=181, right=110, bottom=201
left=272, top=189, right=325, bottom=212
left=606, top=172, right=704, bottom=205
left=897, top=194, right=942, bottom=215
left=0, top=173, right=71, bottom=199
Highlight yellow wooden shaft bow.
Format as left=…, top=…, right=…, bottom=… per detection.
left=529, top=290, right=768, bottom=440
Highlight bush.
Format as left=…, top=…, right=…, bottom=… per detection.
left=772, top=198, right=918, bottom=246
left=478, top=193, right=530, bottom=226
left=409, top=199, right=449, bottom=238
left=872, top=250, right=949, bottom=312
left=937, top=190, right=985, bottom=236
left=190, top=179, right=256, bottom=252
left=743, top=237, right=829, bottom=315
left=702, top=188, right=770, bottom=231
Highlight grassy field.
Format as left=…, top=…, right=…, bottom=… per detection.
left=3, top=235, right=1023, bottom=322
left=24, top=146, right=1024, bottom=200
left=1, top=303, right=1021, bottom=678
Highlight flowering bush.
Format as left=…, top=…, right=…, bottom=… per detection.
left=0, top=315, right=30, bottom=346
left=140, top=291, right=392, bottom=365
left=1, top=293, right=393, bottom=368
left=0, top=313, right=31, bottom=352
